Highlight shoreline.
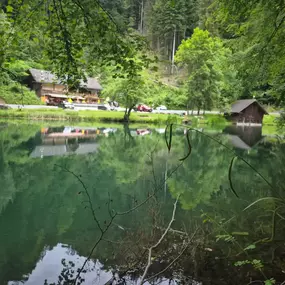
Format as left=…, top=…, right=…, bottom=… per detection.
left=0, top=108, right=279, bottom=126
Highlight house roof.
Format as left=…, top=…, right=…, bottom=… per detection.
left=231, top=99, right=268, bottom=114
left=29, top=68, right=102, bottom=90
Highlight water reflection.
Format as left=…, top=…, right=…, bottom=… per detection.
left=0, top=123, right=284, bottom=285
left=30, top=127, right=116, bottom=158
left=8, top=244, right=110, bottom=285
left=8, top=243, right=188, bottom=285
left=224, top=125, right=263, bottom=149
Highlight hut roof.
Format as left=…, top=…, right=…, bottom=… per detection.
left=231, top=99, right=268, bottom=114
left=29, top=68, right=102, bottom=90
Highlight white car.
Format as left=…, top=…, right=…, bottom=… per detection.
left=62, top=102, right=75, bottom=109
left=155, top=105, right=167, bottom=111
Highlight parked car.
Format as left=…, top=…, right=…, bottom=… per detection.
left=0, top=104, right=10, bottom=110
left=155, top=105, right=167, bottom=111
left=136, top=104, right=152, bottom=112
left=59, top=101, right=74, bottom=109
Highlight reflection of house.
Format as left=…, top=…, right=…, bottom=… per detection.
left=27, top=68, right=102, bottom=103
left=224, top=126, right=263, bottom=150
left=30, top=143, right=99, bottom=158
left=30, top=126, right=117, bottom=158
left=30, top=127, right=101, bottom=158
left=226, top=99, right=268, bottom=125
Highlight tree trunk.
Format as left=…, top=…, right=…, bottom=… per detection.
left=139, top=0, right=144, bottom=34
left=183, top=27, right=187, bottom=39
left=171, top=27, right=176, bottom=75
left=198, top=107, right=200, bottom=115
left=157, top=36, right=160, bottom=52
left=124, top=105, right=135, bottom=122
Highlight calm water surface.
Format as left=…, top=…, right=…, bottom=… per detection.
left=0, top=123, right=284, bottom=285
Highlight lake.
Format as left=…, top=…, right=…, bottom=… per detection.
left=0, top=122, right=284, bottom=285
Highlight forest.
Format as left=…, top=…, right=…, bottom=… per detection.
left=1, top=1, right=285, bottom=283
left=0, top=0, right=285, bottom=119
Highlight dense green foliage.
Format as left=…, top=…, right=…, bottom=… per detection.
left=1, top=0, right=284, bottom=112
left=209, top=0, right=285, bottom=106
left=99, top=0, right=285, bottom=110
left=175, top=28, right=239, bottom=112
left=0, top=84, right=42, bottom=105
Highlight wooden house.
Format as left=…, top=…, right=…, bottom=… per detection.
left=227, top=99, right=268, bottom=125
left=27, top=69, right=102, bottom=103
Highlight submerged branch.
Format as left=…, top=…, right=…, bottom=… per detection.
left=145, top=227, right=200, bottom=283
left=140, top=195, right=180, bottom=284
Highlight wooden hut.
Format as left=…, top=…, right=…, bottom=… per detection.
left=27, top=68, right=102, bottom=103
left=227, top=99, right=268, bottom=125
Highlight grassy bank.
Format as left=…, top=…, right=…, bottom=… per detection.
left=0, top=109, right=230, bottom=125
left=0, top=109, right=182, bottom=124
left=0, top=109, right=278, bottom=126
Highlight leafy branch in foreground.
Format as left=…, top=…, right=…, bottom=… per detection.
left=1, top=0, right=151, bottom=86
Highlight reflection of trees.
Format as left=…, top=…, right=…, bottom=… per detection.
left=66, top=139, right=79, bottom=153
left=187, top=137, right=285, bottom=283
left=0, top=124, right=40, bottom=214
left=0, top=125, right=285, bottom=284
left=0, top=162, right=16, bottom=214
left=168, top=132, right=233, bottom=210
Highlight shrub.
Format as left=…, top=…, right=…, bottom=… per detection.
left=0, top=84, right=43, bottom=105
left=204, top=114, right=228, bottom=125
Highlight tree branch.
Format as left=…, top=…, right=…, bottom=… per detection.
left=55, top=164, right=103, bottom=232
left=139, top=195, right=180, bottom=284
left=144, top=227, right=200, bottom=283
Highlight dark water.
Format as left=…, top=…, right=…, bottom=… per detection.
left=0, top=123, right=285, bottom=285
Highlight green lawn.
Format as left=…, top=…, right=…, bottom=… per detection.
left=0, top=109, right=279, bottom=127
left=0, top=109, right=183, bottom=124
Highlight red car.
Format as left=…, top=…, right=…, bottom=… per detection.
left=136, top=104, right=152, bottom=112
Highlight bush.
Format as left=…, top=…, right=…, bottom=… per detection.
left=263, top=114, right=279, bottom=126
left=204, top=114, right=228, bottom=125
left=0, top=84, right=43, bottom=105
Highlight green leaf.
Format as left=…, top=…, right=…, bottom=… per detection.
left=244, top=244, right=256, bottom=251
left=252, top=259, right=264, bottom=269
left=6, top=5, right=13, bottom=13
left=216, top=234, right=235, bottom=243
left=231, top=231, right=249, bottom=236
left=265, top=279, right=276, bottom=285
left=234, top=260, right=250, bottom=267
